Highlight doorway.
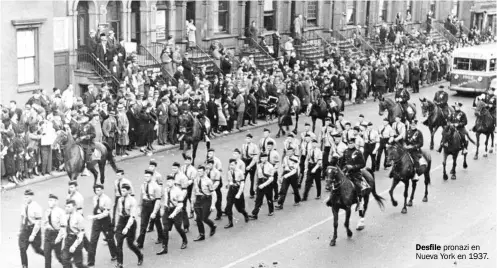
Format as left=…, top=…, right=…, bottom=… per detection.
left=365, top=0, right=371, bottom=36
left=130, top=1, right=141, bottom=44
left=77, top=1, right=89, bottom=48
left=106, top=1, right=121, bottom=40
left=186, top=1, right=196, bottom=23
left=290, top=0, right=296, bottom=34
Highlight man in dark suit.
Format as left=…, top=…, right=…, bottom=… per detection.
left=126, top=102, right=139, bottom=150
left=109, top=54, right=122, bottom=80
left=88, top=30, right=98, bottom=54
left=387, top=63, right=397, bottom=93
left=374, top=66, right=388, bottom=98
left=220, top=56, right=232, bottom=75
left=157, top=96, right=169, bottom=145
left=182, top=52, right=194, bottom=86
left=95, top=34, right=109, bottom=64
left=83, top=84, right=96, bottom=107
left=115, top=38, right=127, bottom=71
left=410, top=63, right=421, bottom=93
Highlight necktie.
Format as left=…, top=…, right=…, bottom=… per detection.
left=368, top=131, right=372, bottom=143
left=24, top=204, right=29, bottom=225
left=121, top=197, right=127, bottom=216
left=231, top=170, right=235, bottom=185
left=245, top=143, right=250, bottom=158
left=262, top=138, right=267, bottom=152
left=145, top=183, right=151, bottom=200
left=117, top=180, right=122, bottom=196
left=167, top=188, right=172, bottom=208
left=198, top=177, right=205, bottom=195
left=94, top=196, right=100, bottom=215
left=48, top=209, right=55, bottom=229
left=67, top=214, right=72, bottom=234
left=381, top=127, right=386, bottom=137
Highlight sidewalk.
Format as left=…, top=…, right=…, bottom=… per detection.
left=1, top=80, right=445, bottom=191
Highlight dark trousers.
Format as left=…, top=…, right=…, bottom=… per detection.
left=376, top=138, right=389, bottom=170
left=115, top=217, right=141, bottom=265
left=363, top=143, right=377, bottom=171
left=61, top=235, right=86, bottom=268
left=299, top=155, right=307, bottom=185
left=412, top=80, right=420, bottom=93
left=40, top=145, right=52, bottom=174
left=19, top=225, right=43, bottom=267
left=158, top=123, right=169, bottom=144
left=243, top=159, right=257, bottom=196
left=168, top=117, right=178, bottom=144
left=214, top=186, right=223, bottom=218
left=137, top=200, right=164, bottom=246
left=161, top=207, right=187, bottom=249
left=194, top=195, right=215, bottom=235
left=237, top=111, right=244, bottom=128
left=271, top=171, right=279, bottom=200
left=44, top=229, right=62, bottom=268
left=105, top=136, right=115, bottom=151
left=181, top=196, right=191, bottom=230
left=277, top=172, right=301, bottom=206
left=225, top=186, right=249, bottom=222
left=303, top=165, right=322, bottom=199
left=322, top=146, right=331, bottom=176
left=52, top=149, right=63, bottom=170
left=88, top=216, right=117, bottom=264
left=339, top=96, right=346, bottom=111
left=251, top=179, right=274, bottom=216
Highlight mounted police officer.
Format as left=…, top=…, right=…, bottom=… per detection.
left=390, top=115, right=406, bottom=145
left=433, top=85, right=450, bottom=119
left=443, top=102, right=471, bottom=154
left=77, top=110, right=100, bottom=162
left=405, top=120, right=425, bottom=181
left=394, top=83, right=410, bottom=121
left=341, top=137, right=368, bottom=212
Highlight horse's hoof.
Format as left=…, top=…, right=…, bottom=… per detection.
left=422, top=196, right=428, bottom=202
left=329, top=240, right=336, bottom=247
left=392, top=200, right=398, bottom=207
left=443, top=174, right=448, bottom=181
left=356, top=225, right=365, bottom=231
left=474, top=155, right=478, bottom=160
left=407, top=200, right=413, bottom=207
left=463, top=163, right=468, bottom=169
left=401, top=208, right=407, bottom=214
left=490, top=149, right=494, bottom=154
left=275, top=134, right=280, bottom=138
left=430, top=145, right=434, bottom=150
left=451, top=174, right=456, bottom=180
left=347, top=230, right=353, bottom=237
left=483, top=153, right=488, bottom=157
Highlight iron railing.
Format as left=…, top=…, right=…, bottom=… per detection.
left=195, top=45, right=224, bottom=75
left=136, top=44, right=169, bottom=85
left=433, top=21, right=458, bottom=43
left=248, top=37, right=274, bottom=60
left=76, top=49, right=119, bottom=95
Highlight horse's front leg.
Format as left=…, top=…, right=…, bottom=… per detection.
left=330, top=207, right=339, bottom=246
left=401, top=179, right=410, bottom=214
left=484, top=134, right=490, bottom=157
left=450, top=153, right=457, bottom=180
left=474, top=133, right=480, bottom=160
left=344, top=207, right=353, bottom=238
left=87, top=162, right=99, bottom=186
left=389, top=179, right=400, bottom=207
left=192, top=142, right=199, bottom=166
left=312, top=116, right=316, bottom=133
left=293, top=113, right=299, bottom=134
left=442, top=153, right=448, bottom=181
left=99, top=161, right=106, bottom=184
left=429, top=127, right=435, bottom=150
left=356, top=194, right=369, bottom=231
left=408, top=180, right=417, bottom=207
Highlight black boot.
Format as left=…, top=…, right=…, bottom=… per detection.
left=193, top=235, right=205, bottom=242
left=156, top=247, right=168, bottom=255
left=224, top=221, right=234, bottom=229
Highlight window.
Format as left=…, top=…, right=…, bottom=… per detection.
left=379, top=0, right=388, bottom=22
left=217, top=1, right=229, bottom=33
left=430, top=0, right=436, bottom=18
left=263, top=0, right=276, bottom=31
left=451, top=1, right=459, bottom=17
left=307, top=1, right=318, bottom=27
left=470, top=59, right=487, bottom=72
left=454, top=58, right=470, bottom=70
left=407, top=0, right=414, bottom=15
left=490, top=59, right=496, bottom=71
left=17, top=29, right=38, bottom=85
left=346, top=1, right=356, bottom=25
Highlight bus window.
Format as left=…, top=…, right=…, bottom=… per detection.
left=490, top=59, right=496, bottom=71
left=470, top=59, right=487, bottom=72
left=454, top=58, right=470, bottom=70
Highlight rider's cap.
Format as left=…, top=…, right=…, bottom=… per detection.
left=263, top=128, right=270, bottom=132
left=267, top=140, right=274, bottom=146
left=229, top=158, right=237, bottom=164
left=172, top=162, right=181, bottom=167
left=121, top=184, right=131, bottom=191
left=455, top=101, right=462, bottom=107
left=246, top=133, right=253, bottom=138
left=149, top=160, right=157, bottom=167
left=344, top=121, right=351, bottom=126
left=197, top=165, right=205, bottom=171
left=208, top=148, right=215, bottom=152
left=48, top=194, right=58, bottom=200
left=24, top=189, right=34, bottom=196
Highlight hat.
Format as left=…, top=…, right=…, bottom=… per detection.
left=360, top=121, right=369, bottom=127
left=246, top=133, right=253, bottom=138
left=149, top=160, right=157, bottom=167
left=287, top=132, right=295, bottom=138
left=166, top=175, right=175, bottom=180
left=260, top=153, right=268, bottom=158
left=339, top=113, right=344, bottom=117
left=348, top=137, right=356, bottom=143
left=454, top=101, right=462, bottom=107
left=263, top=128, right=270, bottom=132
left=325, top=117, right=331, bottom=121
left=233, top=148, right=241, bottom=154
left=93, top=184, right=104, bottom=190
left=439, top=85, right=445, bottom=89
left=312, top=139, right=318, bottom=143
left=359, top=114, right=364, bottom=118
left=117, top=104, right=125, bottom=111
left=305, top=133, right=311, bottom=138
left=24, top=189, right=34, bottom=196
left=344, top=121, right=351, bottom=126
left=305, top=122, right=311, bottom=126
left=383, top=117, right=389, bottom=122
left=289, top=155, right=299, bottom=163
left=145, top=169, right=154, bottom=175
left=172, top=162, right=181, bottom=167
left=109, top=110, right=116, bottom=115
left=367, top=122, right=373, bottom=126
left=48, top=194, right=58, bottom=200
left=353, top=126, right=361, bottom=131
left=331, top=131, right=341, bottom=137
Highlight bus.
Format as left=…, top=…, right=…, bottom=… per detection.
left=449, top=43, right=497, bottom=93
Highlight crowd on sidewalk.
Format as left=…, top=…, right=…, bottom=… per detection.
left=2, top=11, right=491, bottom=186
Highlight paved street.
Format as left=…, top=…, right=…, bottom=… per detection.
left=1, top=83, right=495, bottom=268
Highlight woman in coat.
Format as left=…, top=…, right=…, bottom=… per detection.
left=186, top=20, right=197, bottom=51
left=160, top=46, right=174, bottom=75
left=116, top=104, right=129, bottom=156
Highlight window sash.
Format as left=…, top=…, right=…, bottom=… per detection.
left=18, top=57, right=35, bottom=85
left=17, top=30, right=35, bottom=57
left=17, top=28, right=37, bottom=85
left=264, top=0, right=274, bottom=11
left=307, top=1, right=318, bottom=20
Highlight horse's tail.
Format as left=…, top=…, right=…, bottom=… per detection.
left=365, top=167, right=386, bottom=210
left=466, top=132, right=475, bottom=145
left=102, top=142, right=118, bottom=173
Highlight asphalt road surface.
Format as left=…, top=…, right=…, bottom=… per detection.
left=1, top=83, right=495, bottom=268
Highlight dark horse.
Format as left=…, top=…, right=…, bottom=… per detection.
left=179, top=112, right=211, bottom=165
left=53, top=130, right=118, bottom=185
left=440, top=124, right=468, bottom=181
left=324, top=166, right=385, bottom=246
left=420, top=98, right=454, bottom=150
left=275, top=93, right=301, bottom=138
left=378, top=97, right=416, bottom=124
left=386, top=143, right=431, bottom=214
left=307, top=96, right=342, bottom=131
left=473, top=99, right=495, bottom=159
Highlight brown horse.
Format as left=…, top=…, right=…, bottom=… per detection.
left=420, top=98, right=454, bottom=150
left=439, top=124, right=468, bottom=181
left=53, top=130, right=118, bottom=186
left=473, top=100, right=495, bottom=159
left=275, top=93, right=301, bottom=138
left=325, top=166, right=385, bottom=246
left=378, top=97, right=416, bottom=124
left=179, top=112, right=211, bottom=165
left=386, top=143, right=431, bottom=214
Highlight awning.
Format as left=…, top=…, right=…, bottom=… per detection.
left=471, top=2, right=497, bottom=14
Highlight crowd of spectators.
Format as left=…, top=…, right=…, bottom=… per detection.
left=1, top=13, right=493, bottom=185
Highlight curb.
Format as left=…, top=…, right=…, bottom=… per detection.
left=1, top=80, right=446, bottom=191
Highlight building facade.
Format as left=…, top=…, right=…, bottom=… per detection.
left=1, top=0, right=495, bottom=105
